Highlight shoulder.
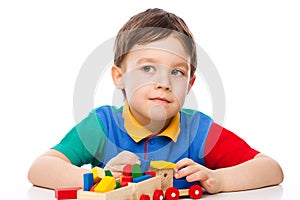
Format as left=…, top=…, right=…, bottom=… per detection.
left=180, top=108, right=213, bottom=123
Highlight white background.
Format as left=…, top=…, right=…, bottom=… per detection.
left=0, top=0, right=299, bottom=199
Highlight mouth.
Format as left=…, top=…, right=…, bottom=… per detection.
left=149, top=97, right=171, bottom=104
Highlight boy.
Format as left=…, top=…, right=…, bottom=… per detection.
left=28, top=8, right=283, bottom=194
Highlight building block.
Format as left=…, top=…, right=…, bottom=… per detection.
left=105, top=170, right=113, bottom=177
left=89, top=183, right=98, bottom=192
left=90, top=167, right=105, bottom=182
left=123, top=164, right=132, bottom=176
left=94, top=176, right=116, bottom=193
left=144, top=171, right=156, bottom=177
left=83, top=173, right=94, bottom=191
left=120, top=175, right=133, bottom=182
left=120, top=182, right=128, bottom=187
left=132, top=174, right=152, bottom=183
left=55, top=187, right=81, bottom=199
left=132, top=164, right=143, bottom=178
left=173, top=178, right=198, bottom=190
left=150, top=160, right=176, bottom=169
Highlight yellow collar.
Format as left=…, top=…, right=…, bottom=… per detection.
left=122, top=102, right=180, bottom=143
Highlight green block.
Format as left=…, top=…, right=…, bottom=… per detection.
left=105, top=170, right=113, bottom=177
left=132, top=164, right=143, bottom=178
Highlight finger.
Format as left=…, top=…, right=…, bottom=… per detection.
left=175, top=164, right=199, bottom=178
left=175, top=158, right=194, bottom=169
left=115, top=151, right=140, bottom=165
left=186, top=170, right=209, bottom=182
left=111, top=172, right=122, bottom=178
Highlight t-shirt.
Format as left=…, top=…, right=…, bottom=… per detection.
left=53, top=103, right=259, bottom=169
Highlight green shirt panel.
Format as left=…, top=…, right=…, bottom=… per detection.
left=52, top=110, right=107, bottom=166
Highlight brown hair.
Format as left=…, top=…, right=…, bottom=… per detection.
left=114, top=8, right=197, bottom=77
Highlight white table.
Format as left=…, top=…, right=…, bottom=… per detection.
left=26, top=185, right=283, bottom=200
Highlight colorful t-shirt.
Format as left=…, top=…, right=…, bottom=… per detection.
left=53, top=103, right=259, bottom=169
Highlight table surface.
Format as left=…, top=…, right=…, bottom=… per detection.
left=26, top=185, right=284, bottom=200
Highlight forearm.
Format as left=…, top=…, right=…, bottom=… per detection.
left=28, top=155, right=89, bottom=189
left=216, top=153, right=284, bottom=192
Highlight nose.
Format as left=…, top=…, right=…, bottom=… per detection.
left=154, top=70, right=172, bottom=91
left=155, top=82, right=171, bottom=90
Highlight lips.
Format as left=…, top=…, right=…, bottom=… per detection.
left=149, top=97, right=171, bottom=104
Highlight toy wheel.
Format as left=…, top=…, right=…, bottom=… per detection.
left=153, top=189, right=164, bottom=200
left=165, top=187, right=179, bottom=200
left=139, top=194, right=150, bottom=200
left=189, top=184, right=202, bottom=199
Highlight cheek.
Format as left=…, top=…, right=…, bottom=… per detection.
left=171, top=79, right=189, bottom=105
left=125, top=84, right=150, bottom=102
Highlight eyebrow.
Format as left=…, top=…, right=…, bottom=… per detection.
left=136, top=57, right=189, bottom=69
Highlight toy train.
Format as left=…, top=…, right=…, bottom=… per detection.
left=55, top=161, right=203, bottom=200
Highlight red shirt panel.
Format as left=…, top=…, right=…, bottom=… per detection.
left=204, top=123, right=259, bottom=169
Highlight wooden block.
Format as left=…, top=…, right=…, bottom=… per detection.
left=132, top=174, right=152, bottom=183
left=55, top=187, right=81, bottom=199
left=120, top=182, right=128, bottom=187
left=131, top=176, right=161, bottom=200
left=120, top=175, right=133, bottom=182
left=105, top=170, right=113, bottom=177
left=144, top=171, right=156, bottom=177
left=150, top=161, right=176, bottom=169
left=123, top=164, right=132, bottom=176
left=89, top=183, right=98, bottom=192
left=131, top=164, right=143, bottom=178
left=77, top=185, right=134, bottom=200
left=84, top=173, right=95, bottom=191
left=94, top=176, right=116, bottom=193
left=90, top=167, right=105, bottom=182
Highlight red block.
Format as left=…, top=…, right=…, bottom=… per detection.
left=145, top=171, right=156, bottom=177
left=55, top=187, right=82, bottom=199
left=123, top=164, right=132, bottom=176
left=120, top=181, right=129, bottom=187
left=121, top=175, right=133, bottom=182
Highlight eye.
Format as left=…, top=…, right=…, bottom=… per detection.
left=171, top=69, right=184, bottom=76
left=142, top=65, right=155, bottom=73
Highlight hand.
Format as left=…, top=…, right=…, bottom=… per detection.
left=104, top=151, right=141, bottom=178
left=174, top=158, right=221, bottom=194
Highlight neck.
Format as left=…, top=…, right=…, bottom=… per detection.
left=144, top=118, right=172, bottom=134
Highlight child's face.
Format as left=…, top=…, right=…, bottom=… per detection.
left=112, top=35, right=195, bottom=125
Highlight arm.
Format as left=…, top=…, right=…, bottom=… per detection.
left=27, top=149, right=89, bottom=189
left=175, top=153, right=284, bottom=194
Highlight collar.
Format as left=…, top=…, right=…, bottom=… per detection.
left=122, top=101, right=180, bottom=143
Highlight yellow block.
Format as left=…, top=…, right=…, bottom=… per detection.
left=90, top=167, right=106, bottom=183
left=150, top=160, right=176, bottom=169
left=94, top=176, right=116, bottom=193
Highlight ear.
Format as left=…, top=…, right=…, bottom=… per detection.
left=111, top=65, right=125, bottom=89
left=187, top=75, right=196, bottom=94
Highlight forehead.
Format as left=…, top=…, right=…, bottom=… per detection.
left=126, top=35, right=190, bottom=65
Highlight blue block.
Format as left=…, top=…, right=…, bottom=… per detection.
left=173, top=178, right=199, bottom=189
left=83, top=173, right=94, bottom=191
left=132, top=174, right=152, bottom=183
